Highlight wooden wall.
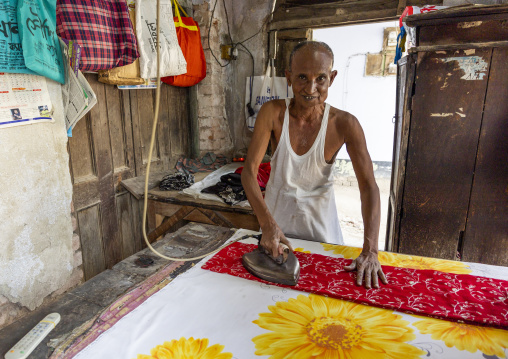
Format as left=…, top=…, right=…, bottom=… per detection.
left=68, top=75, right=190, bottom=280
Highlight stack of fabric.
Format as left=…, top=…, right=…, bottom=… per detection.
left=201, top=163, right=271, bottom=205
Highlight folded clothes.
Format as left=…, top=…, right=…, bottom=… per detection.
left=201, top=173, right=246, bottom=205
left=159, top=173, right=194, bottom=191
left=201, top=163, right=271, bottom=205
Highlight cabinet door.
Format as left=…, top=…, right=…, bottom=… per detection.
left=386, top=55, right=416, bottom=251
left=462, top=47, right=508, bottom=266
left=398, top=49, right=492, bottom=260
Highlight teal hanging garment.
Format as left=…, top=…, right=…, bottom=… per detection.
left=0, top=0, right=36, bottom=73
left=17, top=0, right=65, bottom=83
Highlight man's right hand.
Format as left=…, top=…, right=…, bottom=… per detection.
left=260, top=222, right=293, bottom=258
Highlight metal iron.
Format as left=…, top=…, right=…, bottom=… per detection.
left=242, top=235, right=300, bottom=286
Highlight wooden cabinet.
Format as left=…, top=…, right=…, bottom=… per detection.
left=386, top=5, right=508, bottom=266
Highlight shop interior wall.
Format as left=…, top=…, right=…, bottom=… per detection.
left=0, top=80, right=79, bottom=328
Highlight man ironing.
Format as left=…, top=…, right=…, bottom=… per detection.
left=241, top=41, right=388, bottom=289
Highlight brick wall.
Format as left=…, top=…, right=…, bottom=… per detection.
left=193, top=2, right=234, bottom=156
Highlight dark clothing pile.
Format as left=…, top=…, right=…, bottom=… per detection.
left=201, top=173, right=246, bottom=205
left=201, top=163, right=271, bottom=206
left=159, top=172, right=195, bottom=191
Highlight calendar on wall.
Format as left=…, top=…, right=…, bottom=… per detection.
left=0, top=72, right=53, bottom=129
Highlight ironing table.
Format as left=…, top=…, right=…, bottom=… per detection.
left=1, top=223, right=507, bottom=359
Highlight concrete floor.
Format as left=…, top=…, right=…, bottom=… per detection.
left=334, top=177, right=390, bottom=250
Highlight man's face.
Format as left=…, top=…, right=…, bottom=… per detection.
left=285, top=46, right=337, bottom=108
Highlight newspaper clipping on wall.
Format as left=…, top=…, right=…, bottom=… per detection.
left=0, top=72, right=54, bottom=129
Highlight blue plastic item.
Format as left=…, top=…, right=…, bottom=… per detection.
left=17, top=0, right=65, bottom=83
left=394, top=26, right=407, bottom=64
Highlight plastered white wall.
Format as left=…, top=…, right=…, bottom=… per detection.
left=0, top=79, right=74, bottom=310
left=314, top=21, right=399, bottom=161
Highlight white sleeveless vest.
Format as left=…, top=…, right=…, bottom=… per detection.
left=264, top=99, right=343, bottom=244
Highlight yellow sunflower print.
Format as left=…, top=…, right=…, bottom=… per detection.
left=413, top=317, right=508, bottom=358
left=322, top=244, right=472, bottom=274
left=252, top=294, right=425, bottom=359
left=294, top=247, right=311, bottom=253
left=136, top=337, right=232, bottom=359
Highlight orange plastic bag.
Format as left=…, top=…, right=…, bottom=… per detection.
left=162, top=0, right=206, bottom=87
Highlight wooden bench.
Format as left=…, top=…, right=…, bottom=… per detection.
left=120, top=170, right=259, bottom=242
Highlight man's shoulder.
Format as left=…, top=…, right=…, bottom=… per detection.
left=258, top=99, right=286, bottom=124
left=263, top=99, right=286, bottom=111
left=328, top=104, right=358, bottom=128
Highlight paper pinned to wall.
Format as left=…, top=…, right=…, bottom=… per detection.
left=0, top=72, right=53, bottom=129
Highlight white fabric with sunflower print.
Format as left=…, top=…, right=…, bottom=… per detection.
left=73, top=229, right=508, bottom=359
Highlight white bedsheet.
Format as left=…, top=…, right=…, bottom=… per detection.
left=73, top=229, right=508, bottom=359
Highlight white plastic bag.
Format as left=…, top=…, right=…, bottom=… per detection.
left=136, top=0, right=187, bottom=79
left=245, top=59, right=293, bottom=131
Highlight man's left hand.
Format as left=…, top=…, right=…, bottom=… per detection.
left=344, top=252, right=388, bottom=289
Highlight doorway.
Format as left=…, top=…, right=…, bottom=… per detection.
left=314, top=21, right=399, bottom=249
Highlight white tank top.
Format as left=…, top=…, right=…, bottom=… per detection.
left=264, top=99, right=343, bottom=244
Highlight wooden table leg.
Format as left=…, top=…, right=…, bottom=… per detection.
left=147, top=206, right=194, bottom=242
left=147, top=199, right=157, bottom=234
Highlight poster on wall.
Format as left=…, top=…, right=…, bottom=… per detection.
left=0, top=0, right=36, bottom=74
left=0, top=72, right=53, bottom=129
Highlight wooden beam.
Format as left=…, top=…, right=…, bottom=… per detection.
left=409, top=41, right=508, bottom=53
left=269, top=0, right=443, bottom=31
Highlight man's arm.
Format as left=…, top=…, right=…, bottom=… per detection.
left=241, top=101, right=292, bottom=257
left=342, top=115, right=388, bottom=289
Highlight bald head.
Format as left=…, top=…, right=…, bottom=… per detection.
left=288, top=41, right=334, bottom=72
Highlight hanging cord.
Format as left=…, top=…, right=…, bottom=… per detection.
left=141, top=0, right=255, bottom=261
left=205, top=0, right=282, bottom=68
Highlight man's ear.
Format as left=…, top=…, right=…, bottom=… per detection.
left=285, top=70, right=292, bottom=86
left=329, top=70, right=338, bottom=86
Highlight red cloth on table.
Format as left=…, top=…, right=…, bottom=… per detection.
left=202, top=242, right=508, bottom=329
left=235, top=162, right=271, bottom=188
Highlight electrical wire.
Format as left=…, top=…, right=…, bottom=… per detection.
left=141, top=0, right=257, bottom=262
left=206, top=0, right=281, bottom=68
left=237, top=43, right=255, bottom=150
left=207, top=0, right=230, bottom=67
left=239, top=42, right=255, bottom=111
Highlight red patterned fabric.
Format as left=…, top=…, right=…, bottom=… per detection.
left=56, top=0, right=139, bottom=71
left=235, top=162, right=271, bottom=188
left=202, top=242, right=508, bottom=329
